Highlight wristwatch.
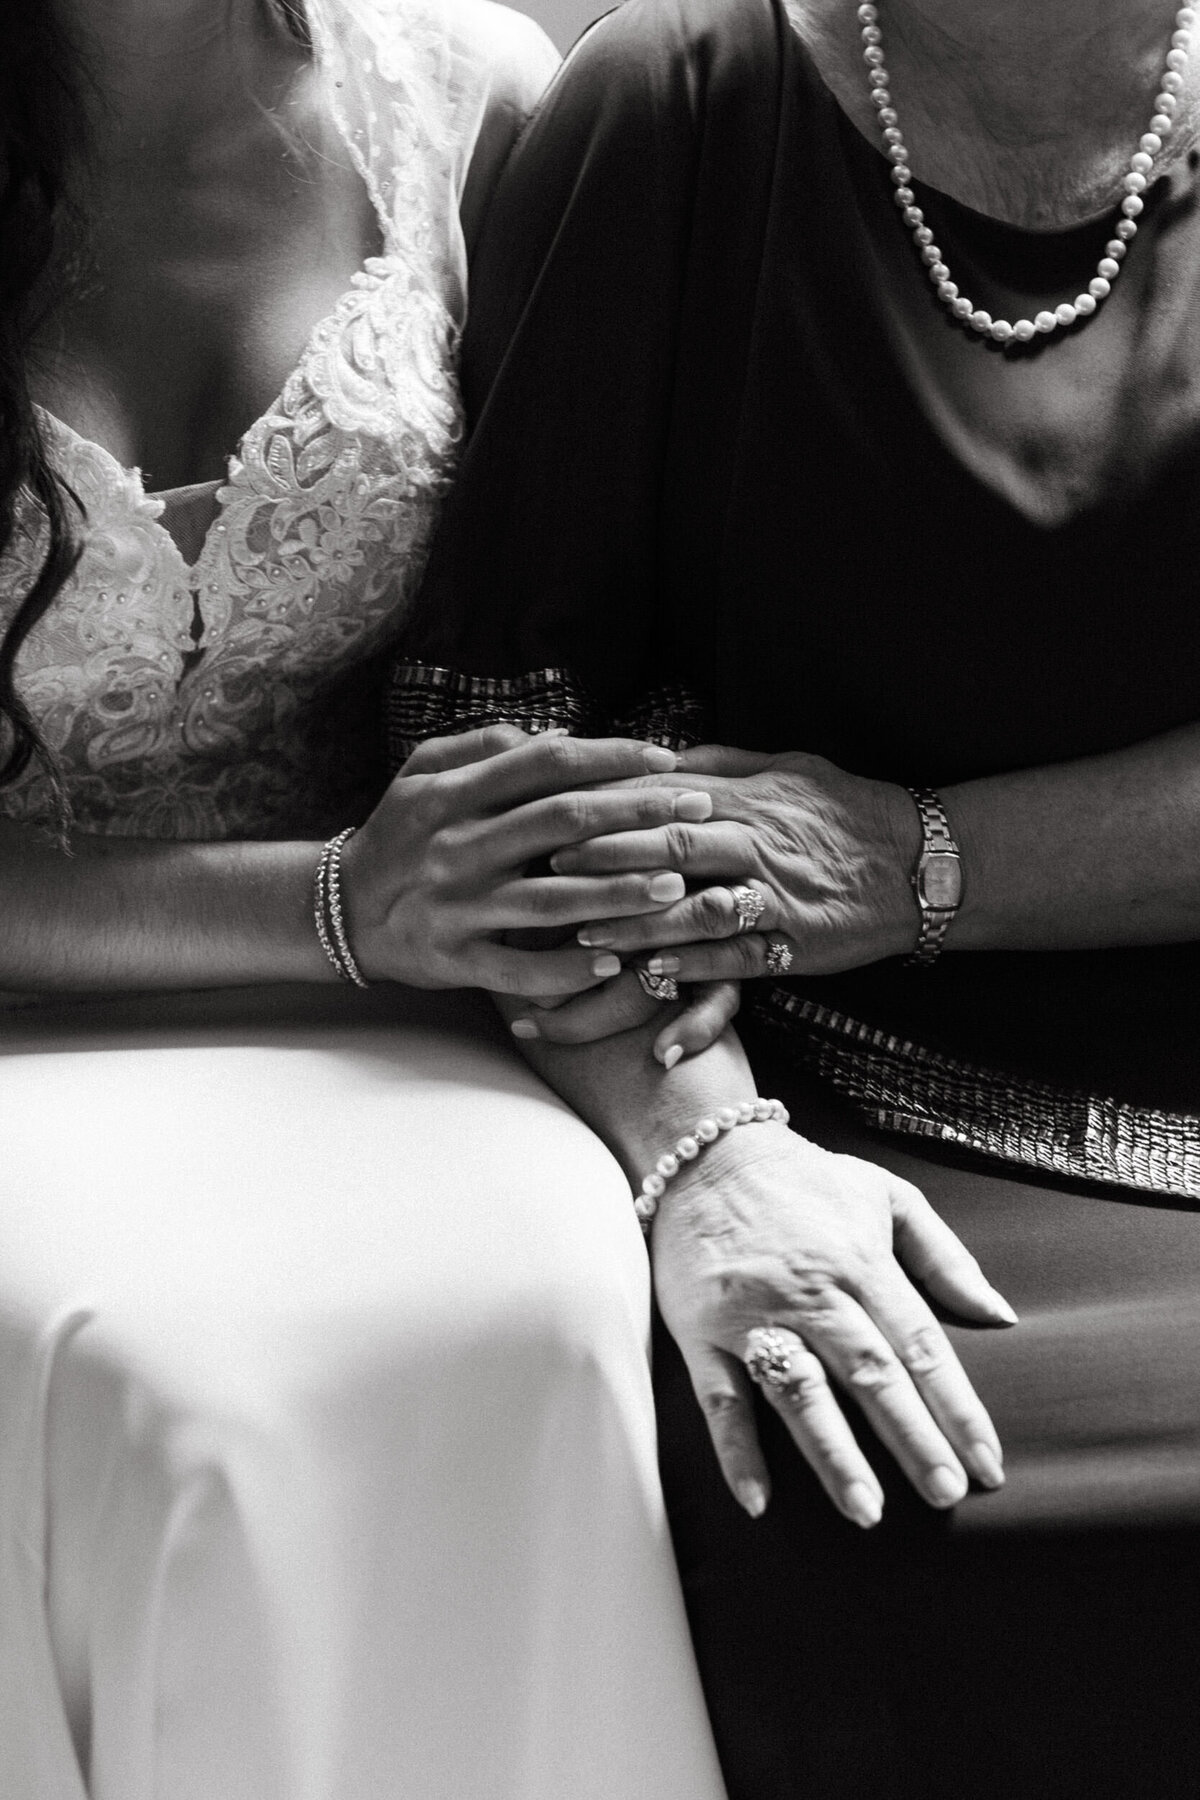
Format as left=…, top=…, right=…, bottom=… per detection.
left=905, top=787, right=963, bottom=966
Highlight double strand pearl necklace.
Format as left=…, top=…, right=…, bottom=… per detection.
left=858, top=2, right=1195, bottom=342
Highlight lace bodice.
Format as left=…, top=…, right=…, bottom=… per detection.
left=0, top=0, right=508, bottom=842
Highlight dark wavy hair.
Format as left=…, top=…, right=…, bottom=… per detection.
left=0, top=0, right=311, bottom=808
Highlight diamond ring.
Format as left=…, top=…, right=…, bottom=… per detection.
left=730, top=884, right=766, bottom=934
left=637, top=966, right=680, bottom=1003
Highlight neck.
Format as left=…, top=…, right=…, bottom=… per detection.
left=792, top=0, right=1200, bottom=227
left=58, top=0, right=304, bottom=154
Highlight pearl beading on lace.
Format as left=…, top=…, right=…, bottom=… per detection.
left=859, top=2, right=1194, bottom=341
left=634, top=1098, right=790, bottom=1233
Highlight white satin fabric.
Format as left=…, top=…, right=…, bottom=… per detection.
left=0, top=984, right=728, bottom=1800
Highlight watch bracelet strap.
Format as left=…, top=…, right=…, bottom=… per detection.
left=906, top=786, right=960, bottom=966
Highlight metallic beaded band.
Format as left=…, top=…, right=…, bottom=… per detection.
left=313, top=828, right=370, bottom=989
left=859, top=1, right=1194, bottom=342
left=634, top=1098, right=791, bottom=1233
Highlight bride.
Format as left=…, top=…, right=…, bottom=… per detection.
left=0, top=1, right=729, bottom=1794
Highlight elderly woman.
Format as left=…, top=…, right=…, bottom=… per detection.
left=397, top=0, right=1200, bottom=1793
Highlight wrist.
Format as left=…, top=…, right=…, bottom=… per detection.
left=246, top=838, right=342, bottom=984
left=632, top=1097, right=790, bottom=1231
left=873, top=779, right=925, bottom=959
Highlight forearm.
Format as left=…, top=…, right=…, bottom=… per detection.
left=0, top=821, right=331, bottom=991
left=944, top=720, right=1200, bottom=951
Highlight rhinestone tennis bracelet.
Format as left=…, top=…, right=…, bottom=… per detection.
left=313, top=827, right=369, bottom=988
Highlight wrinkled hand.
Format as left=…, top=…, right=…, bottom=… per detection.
left=339, top=726, right=713, bottom=994
left=552, top=744, right=921, bottom=981
left=652, top=1122, right=1015, bottom=1525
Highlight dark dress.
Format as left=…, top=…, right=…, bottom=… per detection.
left=398, top=0, right=1200, bottom=1791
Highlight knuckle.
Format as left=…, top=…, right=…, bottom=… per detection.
left=898, top=1324, right=951, bottom=1380
left=539, top=734, right=582, bottom=782
left=552, top=791, right=591, bottom=840
left=733, top=935, right=765, bottom=977
left=693, top=887, right=734, bottom=937
left=664, top=822, right=697, bottom=864
left=699, top=1386, right=745, bottom=1424
left=845, top=1342, right=904, bottom=1395
left=776, top=1353, right=829, bottom=1411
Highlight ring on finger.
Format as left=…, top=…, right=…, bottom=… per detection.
left=636, top=965, right=681, bottom=1003
left=743, top=1326, right=801, bottom=1394
left=764, top=935, right=793, bottom=976
left=730, top=883, right=766, bottom=934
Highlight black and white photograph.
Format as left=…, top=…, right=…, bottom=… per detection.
left=2, top=0, right=1200, bottom=1794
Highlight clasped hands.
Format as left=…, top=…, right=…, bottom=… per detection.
left=509, top=741, right=923, bottom=1058
left=342, top=725, right=1010, bottom=1527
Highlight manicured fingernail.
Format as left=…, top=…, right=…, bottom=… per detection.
left=577, top=926, right=614, bottom=947
left=967, top=1442, right=1005, bottom=1489
left=642, top=746, right=677, bottom=771
left=659, top=1043, right=684, bottom=1070
left=510, top=1018, right=539, bottom=1040
left=925, top=1465, right=968, bottom=1508
left=648, top=872, right=686, bottom=903
left=844, top=1482, right=883, bottom=1529
left=736, top=1478, right=768, bottom=1518
left=591, top=953, right=621, bottom=979
left=550, top=852, right=579, bottom=874
left=647, top=953, right=681, bottom=976
left=674, top=791, right=713, bottom=821
left=988, top=1289, right=1019, bottom=1325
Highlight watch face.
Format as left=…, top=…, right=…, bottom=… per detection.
left=919, top=852, right=962, bottom=909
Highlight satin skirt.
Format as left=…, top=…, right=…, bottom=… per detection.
left=660, top=1036, right=1200, bottom=1800
left=0, top=984, right=726, bottom=1800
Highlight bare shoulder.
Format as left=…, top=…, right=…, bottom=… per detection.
left=461, top=0, right=561, bottom=108
left=457, top=2, right=561, bottom=254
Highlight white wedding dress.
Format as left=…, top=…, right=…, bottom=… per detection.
left=0, top=3, right=728, bottom=1795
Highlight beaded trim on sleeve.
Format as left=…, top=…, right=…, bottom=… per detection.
left=752, top=986, right=1200, bottom=1200
left=387, top=661, right=710, bottom=769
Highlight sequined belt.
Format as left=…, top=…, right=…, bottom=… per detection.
left=752, top=985, right=1200, bottom=1201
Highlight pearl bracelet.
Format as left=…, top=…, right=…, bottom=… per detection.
left=313, top=828, right=369, bottom=989
left=634, top=1098, right=791, bottom=1233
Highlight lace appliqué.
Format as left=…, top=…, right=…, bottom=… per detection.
left=0, top=0, right=489, bottom=842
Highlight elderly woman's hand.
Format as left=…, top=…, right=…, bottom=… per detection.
left=651, top=1118, right=1015, bottom=1524
left=550, top=744, right=920, bottom=980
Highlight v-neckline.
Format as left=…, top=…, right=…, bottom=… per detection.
left=32, top=248, right=395, bottom=578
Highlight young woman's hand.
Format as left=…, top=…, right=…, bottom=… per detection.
left=509, top=966, right=743, bottom=1066
left=339, top=727, right=714, bottom=995
left=651, top=1121, right=1016, bottom=1526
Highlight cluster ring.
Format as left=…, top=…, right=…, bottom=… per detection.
left=743, top=1327, right=799, bottom=1393
left=636, top=966, right=681, bottom=1003
left=730, top=883, right=766, bottom=934
left=764, top=936, right=794, bottom=976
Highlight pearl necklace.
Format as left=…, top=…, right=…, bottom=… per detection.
left=858, top=1, right=1194, bottom=341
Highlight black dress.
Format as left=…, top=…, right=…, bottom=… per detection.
left=398, top=0, right=1200, bottom=1791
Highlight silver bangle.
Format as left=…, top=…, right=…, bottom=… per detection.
left=314, top=828, right=369, bottom=988
left=633, top=1098, right=790, bottom=1234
